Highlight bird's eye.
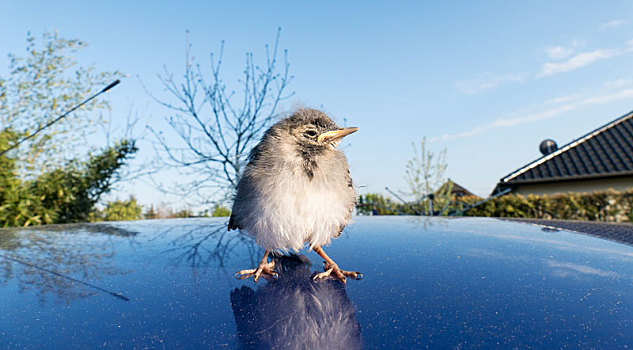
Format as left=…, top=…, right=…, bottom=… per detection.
left=304, top=130, right=318, bottom=138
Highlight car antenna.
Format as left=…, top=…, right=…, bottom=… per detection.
left=0, top=79, right=121, bottom=157
left=385, top=187, right=422, bottom=215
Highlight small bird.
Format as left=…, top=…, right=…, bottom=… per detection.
left=230, top=108, right=361, bottom=283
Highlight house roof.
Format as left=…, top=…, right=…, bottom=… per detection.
left=494, top=109, right=633, bottom=194
left=438, top=179, right=480, bottom=198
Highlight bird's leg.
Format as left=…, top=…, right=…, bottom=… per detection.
left=312, top=246, right=363, bottom=284
left=234, top=250, right=278, bottom=282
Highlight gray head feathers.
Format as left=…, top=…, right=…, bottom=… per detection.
left=248, top=108, right=342, bottom=166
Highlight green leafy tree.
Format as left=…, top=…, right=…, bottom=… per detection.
left=98, top=196, right=143, bottom=222
left=0, top=140, right=137, bottom=227
left=0, top=129, right=50, bottom=226
left=210, top=204, right=231, bottom=217
left=143, top=204, right=158, bottom=220
left=0, top=32, right=134, bottom=227
left=173, top=208, right=194, bottom=218
left=33, top=140, right=138, bottom=223
left=0, top=31, right=121, bottom=174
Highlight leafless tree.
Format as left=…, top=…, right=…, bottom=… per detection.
left=147, top=29, right=293, bottom=204
left=405, top=137, right=452, bottom=215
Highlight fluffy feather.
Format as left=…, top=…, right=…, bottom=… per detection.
left=229, top=109, right=356, bottom=252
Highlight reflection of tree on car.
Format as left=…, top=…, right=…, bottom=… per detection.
left=0, top=224, right=136, bottom=304
left=151, top=219, right=260, bottom=270
left=0, top=219, right=258, bottom=304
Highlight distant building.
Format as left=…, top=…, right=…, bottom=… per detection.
left=438, top=179, right=480, bottom=199
left=493, top=110, right=633, bottom=196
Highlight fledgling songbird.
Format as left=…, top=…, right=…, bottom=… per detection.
left=229, top=108, right=361, bottom=283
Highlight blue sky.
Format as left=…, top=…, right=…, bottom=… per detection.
left=2, top=1, right=633, bottom=208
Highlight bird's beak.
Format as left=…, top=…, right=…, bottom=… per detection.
left=317, top=127, right=359, bottom=142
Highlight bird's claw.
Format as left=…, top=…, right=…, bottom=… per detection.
left=234, top=261, right=277, bottom=282
left=312, top=262, right=362, bottom=284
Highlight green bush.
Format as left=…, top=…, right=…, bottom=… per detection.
left=91, top=196, right=143, bottom=222
left=357, top=193, right=411, bottom=215
left=0, top=138, right=137, bottom=227
left=0, top=32, right=133, bottom=227
left=211, top=205, right=231, bottom=217
left=462, top=190, right=633, bottom=222
left=357, top=191, right=476, bottom=216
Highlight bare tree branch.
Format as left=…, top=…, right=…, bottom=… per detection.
left=147, top=28, right=293, bottom=205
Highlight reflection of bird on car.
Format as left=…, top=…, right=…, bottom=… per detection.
left=230, top=108, right=361, bottom=283
left=230, top=255, right=362, bottom=349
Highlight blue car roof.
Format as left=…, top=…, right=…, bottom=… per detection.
left=2, top=216, right=633, bottom=348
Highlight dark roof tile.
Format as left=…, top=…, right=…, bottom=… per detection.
left=495, top=110, right=633, bottom=192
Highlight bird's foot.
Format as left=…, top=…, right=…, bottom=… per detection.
left=312, top=262, right=363, bottom=284
left=234, top=260, right=277, bottom=282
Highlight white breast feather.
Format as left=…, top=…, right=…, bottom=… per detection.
left=233, top=142, right=355, bottom=252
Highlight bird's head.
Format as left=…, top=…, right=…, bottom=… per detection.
left=282, top=108, right=358, bottom=151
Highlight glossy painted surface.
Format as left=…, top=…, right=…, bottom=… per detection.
left=1, top=217, right=633, bottom=348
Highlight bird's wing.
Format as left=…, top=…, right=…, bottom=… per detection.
left=228, top=140, right=267, bottom=232
left=346, top=168, right=355, bottom=215
left=333, top=169, right=355, bottom=238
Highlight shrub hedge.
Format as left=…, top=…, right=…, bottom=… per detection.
left=461, top=189, right=633, bottom=222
